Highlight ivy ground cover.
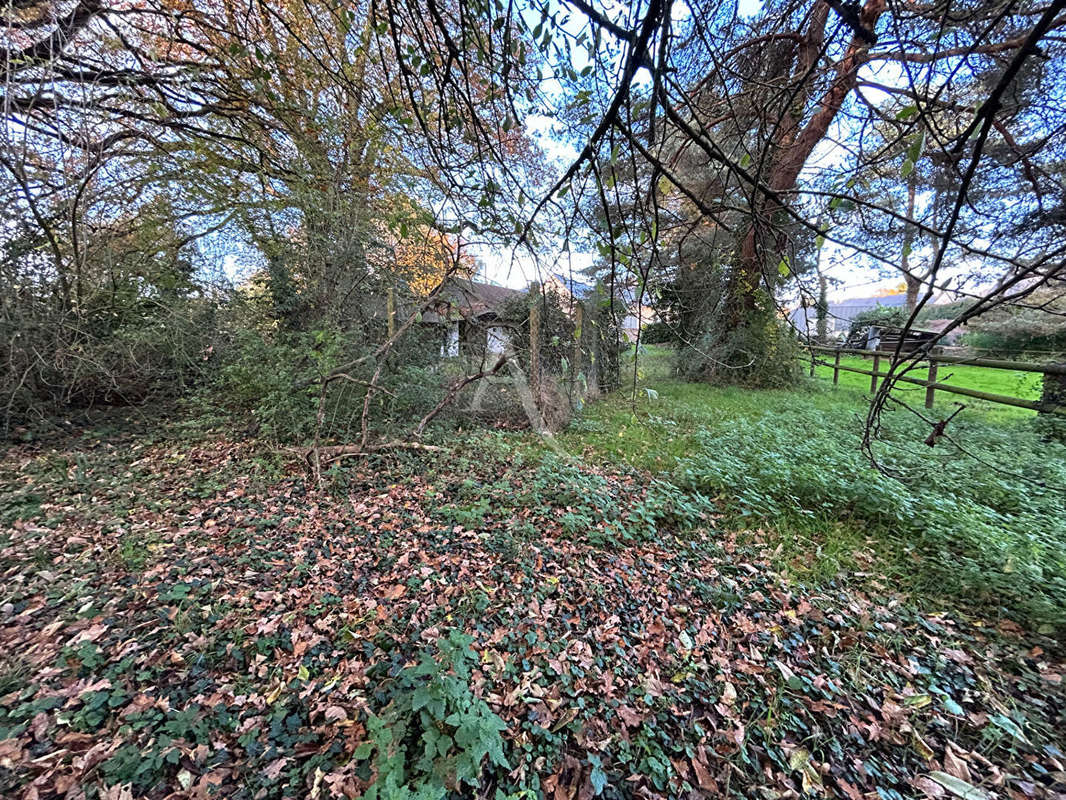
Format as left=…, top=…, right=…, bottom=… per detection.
left=1, top=419, right=1064, bottom=799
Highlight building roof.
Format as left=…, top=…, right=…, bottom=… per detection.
left=833, top=293, right=908, bottom=308
left=789, top=293, right=910, bottom=332
left=548, top=272, right=597, bottom=300
left=450, top=278, right=522, bottom=315
left=423, top=278, right=523, bottom=322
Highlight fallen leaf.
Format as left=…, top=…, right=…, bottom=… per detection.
left=721, top=680, right=737, bottom=705
left=263, top=758, right=288, bottom=781
left=325, top=706, right=348, bottom=723
left=928, top=771, right=988, bottom=800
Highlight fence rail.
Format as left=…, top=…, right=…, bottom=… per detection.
left=807, top=345, right=1066, bottom=416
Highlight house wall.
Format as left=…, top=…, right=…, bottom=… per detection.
left=487, top=326, right=510, bottom=354
left=442, top=322, right=459, bottom=357
left=622, top=303, right=659, bottom=342
left=456, top=318, right=514, bottom=358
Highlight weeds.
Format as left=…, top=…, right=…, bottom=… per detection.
left=359, top=630, right=509, bottom=799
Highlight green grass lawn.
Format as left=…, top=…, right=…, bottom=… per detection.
left=805, top=353, right=1045, bottom=420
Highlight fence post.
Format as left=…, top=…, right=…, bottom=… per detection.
left=386, top=286, right=396, bottom=340
left=590, top=314, right=602, bottom=393
left=870, top=353, right=880, bottom=393
left=925, top=359, right=938, bottom=409
left=833, top=349, right=841, bottom=385
left=529, top=283, right=541, bottom=395
left=573, top=302, right=584, bottom=381
left=1040, top=366, right=1066, bottom=416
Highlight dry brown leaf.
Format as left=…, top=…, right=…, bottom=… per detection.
left=324, top=705, right=348, bottom=723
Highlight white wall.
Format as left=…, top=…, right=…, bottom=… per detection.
left=486, top=326, right=510, bottom=354
left=442, top=322, right=459, bottom=357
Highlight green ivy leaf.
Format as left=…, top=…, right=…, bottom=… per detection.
left=588, top=755, right=608, bottom=796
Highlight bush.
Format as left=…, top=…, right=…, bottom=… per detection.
left=208, top=321, right=451, bottom=443
left=961, top=286, right=1066, bottom=357
left=678, top=310, right=802, bottom=388
left=639, top=320, right=677, bottom=345
left=0, top=198, right=227, bottom=433
left=848, top=304, right=907, bottom=335
left=1, top=295, right=220, bottom=432
left=210, top=328, right=327, bottom=441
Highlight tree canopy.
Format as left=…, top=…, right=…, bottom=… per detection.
left=4, top=0, right=1066, bottom=453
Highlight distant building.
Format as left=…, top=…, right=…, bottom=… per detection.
left=544, top=272, right=595, bottom=305
left=422, top=278, right=522, bottom=357
left=788, top=293, right=908, bottom=338
left=544, top=272, right=659, bottom=342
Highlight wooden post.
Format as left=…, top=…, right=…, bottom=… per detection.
left=809, top=347, right=816, bottom=377
left=529, top=282, right=541, bottom=395
left=504, top=345, right=548, bottom=434
left=1040, top=365, right=1066, bottom=416
left=386, top=286, right=396, bottom=340
left=833, top=349, right=841, bottom=385
left=870, top=353, right=880, bottom=393
left=573, top=302, right=584, bottom=383
left=591, top=313, right=602, bottom=394
left=925, top=359, right=938, bottom=409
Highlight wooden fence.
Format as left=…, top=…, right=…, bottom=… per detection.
left=807, top=345, right=1066, bottom=416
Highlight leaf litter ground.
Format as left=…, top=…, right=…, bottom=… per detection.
left=1, top=422, right=1064, bottom=800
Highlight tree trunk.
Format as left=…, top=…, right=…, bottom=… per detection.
left=731, top=0, right=887, bottom=314
left=905, top=273, right=922, bottom=312
left=902, top=175, right=920, bottom=312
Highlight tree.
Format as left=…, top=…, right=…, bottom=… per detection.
left=963, top=282, right=1066, bottom=355
left=494, top=0, right=1066, bottom=448
left=1, top=0, right=542, bottom=435
left=392, top=225, right=478, bottom=298
left=816, top=273, right=829, bottom=344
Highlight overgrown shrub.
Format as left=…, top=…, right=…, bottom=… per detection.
left=961, top=286, right=1066, bottom=357
left=208, top=321, right=449, bottom=443
left=1, top=296, right=220, bottom=433
left=0, top=197, right=228, bottom=434
left=678, top=310, right=802, bottom=388
left=210, top=328, right=329, bottom=441
left=639, top=320, right=677, bottom=345
left=848, top=304, right=908, bottom=335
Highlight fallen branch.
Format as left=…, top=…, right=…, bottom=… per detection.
left=414, top=354, right=509, bottom=436
left=305, top=440, right=446, bottom=469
